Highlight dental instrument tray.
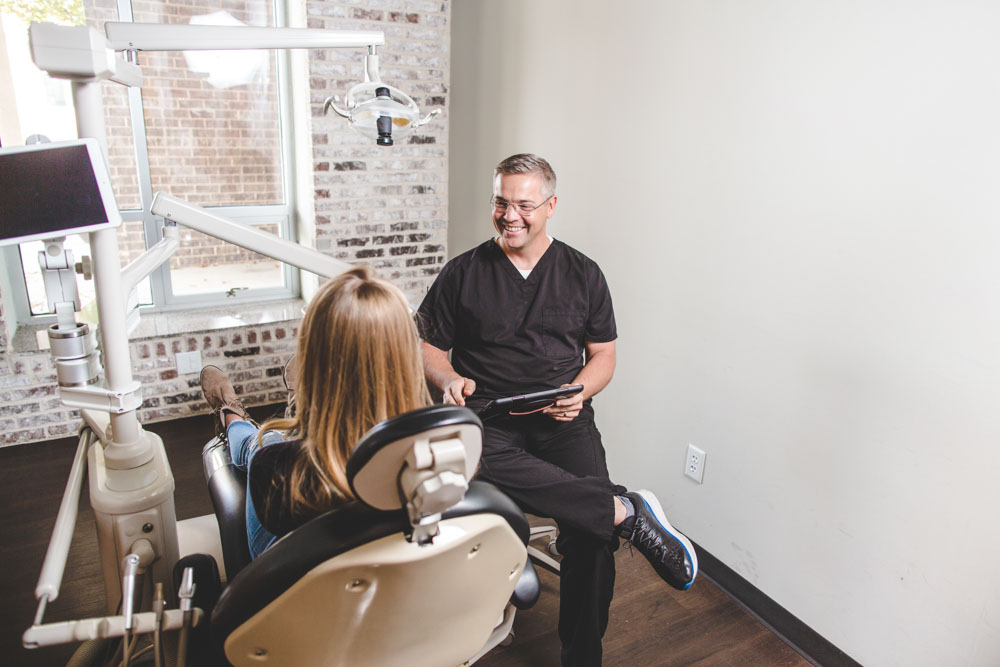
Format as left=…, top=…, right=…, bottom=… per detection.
left=477, top=384, right=584, bottom=421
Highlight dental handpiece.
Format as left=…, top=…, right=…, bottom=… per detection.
left=121, top=553, right=141, bottom=631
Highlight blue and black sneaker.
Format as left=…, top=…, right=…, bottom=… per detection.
left=621, top=489, right=698, bottom=590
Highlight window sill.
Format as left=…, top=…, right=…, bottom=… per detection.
left=10, top=299, right=306, bottom=355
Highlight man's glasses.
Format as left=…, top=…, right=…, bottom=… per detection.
left=491, top=195, right=553, bottom=216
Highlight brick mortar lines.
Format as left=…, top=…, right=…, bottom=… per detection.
left=0, top=322, right=301, bottom=446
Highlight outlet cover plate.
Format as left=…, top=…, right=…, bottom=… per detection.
left=685, top=443, right=706, bottom=484
left=176, top=350, right=202, bottom=375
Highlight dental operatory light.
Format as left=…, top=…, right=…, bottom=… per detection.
left=323, top=47, right=440, bottom=146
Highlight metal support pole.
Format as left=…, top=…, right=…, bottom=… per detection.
left=72, top=79, right=146, bottom=463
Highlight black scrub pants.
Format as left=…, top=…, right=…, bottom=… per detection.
left=474, top=402, right=626, bottom=667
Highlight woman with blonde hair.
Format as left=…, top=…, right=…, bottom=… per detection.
left=200, top=266, right=430, bottom=557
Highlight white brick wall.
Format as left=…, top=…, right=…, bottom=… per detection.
left=309, top=0, right=450, bottom=300
left=0, top=0, right=450, bottom=446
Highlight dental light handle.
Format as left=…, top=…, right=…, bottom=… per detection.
left=419, top=108, right=443, bottom=127
left=323, top=97, right=438, bottom=127
left=323, top=96, right=351, bottom=119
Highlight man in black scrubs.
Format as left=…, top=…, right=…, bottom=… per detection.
left=418, top=154, right=697, bottom=665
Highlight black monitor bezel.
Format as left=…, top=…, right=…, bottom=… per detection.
left=0, top=138, right=122, bottom=247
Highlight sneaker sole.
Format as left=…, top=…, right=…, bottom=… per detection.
left=636, top=489, right=698, bottom=590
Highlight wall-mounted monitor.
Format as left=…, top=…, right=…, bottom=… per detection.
left=0, top=138, right=122, bottom=247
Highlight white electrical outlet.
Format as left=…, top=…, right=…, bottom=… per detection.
left=175, top=350, right=202, bottom=375
left=684, top=443, right=706, bottom=483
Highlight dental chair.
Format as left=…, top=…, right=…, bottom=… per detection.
left=199, top=404, right=540, bottom=666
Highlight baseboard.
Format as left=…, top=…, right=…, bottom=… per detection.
left=694, top=542, right=862, bottom=667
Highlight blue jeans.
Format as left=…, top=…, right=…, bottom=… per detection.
left=227, top=420, right=284, bottom=558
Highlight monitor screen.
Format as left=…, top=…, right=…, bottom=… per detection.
left=0, top=139, right=121, bottom=247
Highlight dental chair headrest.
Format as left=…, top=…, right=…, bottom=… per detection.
left=347, top=405, right=482, bottom=543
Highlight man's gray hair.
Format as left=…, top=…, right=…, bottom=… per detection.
left=495, top=153, right=557, bottom=197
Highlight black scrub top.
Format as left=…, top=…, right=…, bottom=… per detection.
left=417, top=239, right=617, bottom=399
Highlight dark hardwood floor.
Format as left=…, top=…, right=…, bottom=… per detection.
left=0, top=408, right=809, bottom=666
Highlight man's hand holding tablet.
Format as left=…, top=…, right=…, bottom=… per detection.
left=477, top=384, right=585, bottom=421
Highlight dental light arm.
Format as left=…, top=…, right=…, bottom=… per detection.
left=30, top=22, right=383, bottom=79
left=103, top=21, right=384, bottom=52
left=29, top=23, right=141, bottom=86
left=121, top=225, right=178, bottom=297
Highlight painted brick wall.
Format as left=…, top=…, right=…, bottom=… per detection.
left=308, top=0, right=450, bottom=297
left=131, top=324, right=299, bottom=423
left=0, top=0, right=450, bottom=446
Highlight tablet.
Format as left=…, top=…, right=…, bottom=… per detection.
left=477, top=385, right=584, bottom=421
left=0, top=138, right=122, bottom=247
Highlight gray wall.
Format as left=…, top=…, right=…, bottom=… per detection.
left=449, top=2, right=1000, bottom=665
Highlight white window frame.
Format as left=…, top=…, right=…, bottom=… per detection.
left=3, top=0, right=303, bottom=326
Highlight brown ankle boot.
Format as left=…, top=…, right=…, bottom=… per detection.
left=200, top=365, right=253, bottom=439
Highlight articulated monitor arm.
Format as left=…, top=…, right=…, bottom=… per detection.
left=150, top=193, right=352, bottom=279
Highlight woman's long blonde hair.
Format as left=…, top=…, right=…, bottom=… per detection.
left=258, top=266, right=430, bottom=516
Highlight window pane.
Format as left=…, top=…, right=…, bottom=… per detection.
left=84, top=0, right=143, bottom=210
left=1, top=12, right=79, bottom=146
left=171, top=225, right=284, bottom=296
left=103, top=82, right=142, bottom=210
left=140, top=47, right=284, bottom=206
left=131, top=2, right=284, bottom=207
left=129, top=1, right=290, bottom=302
